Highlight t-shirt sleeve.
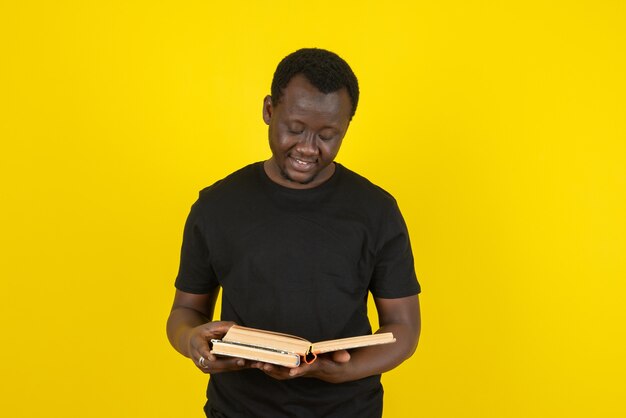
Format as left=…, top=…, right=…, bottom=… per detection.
left=369, top=199, right=421, bottom=298
left=174, top=200, right=219, bottom=294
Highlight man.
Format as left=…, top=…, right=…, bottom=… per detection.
left=167, top=48, right=421, bottom=417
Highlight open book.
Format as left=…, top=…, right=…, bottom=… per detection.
left=210, top=325, right=395, bottom=368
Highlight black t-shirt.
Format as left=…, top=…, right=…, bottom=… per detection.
left=176, top=162, right=420, bottom=417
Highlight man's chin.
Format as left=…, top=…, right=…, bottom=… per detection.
left=280, top=168, right=317, bottom=186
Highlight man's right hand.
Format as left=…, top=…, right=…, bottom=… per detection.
left=167, top=289, right=249, bottom=374
left=186, top=320, right=248, bottom=374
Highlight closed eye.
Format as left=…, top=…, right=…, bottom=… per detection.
left=318, top=133, right=336, bottom=141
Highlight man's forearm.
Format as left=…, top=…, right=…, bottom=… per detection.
left=167, top=289, right=219, bottom=358
left=330, top=295, right=421, bottom=383
left=336, top=322, right=420, bottom=383
left=167, top=307, right=211, bottom=358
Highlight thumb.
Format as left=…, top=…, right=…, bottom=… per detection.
left=331, top=350, right=351, bottom=363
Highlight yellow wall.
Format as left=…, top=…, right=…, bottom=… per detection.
left=1, top=1, right=625, bottom=417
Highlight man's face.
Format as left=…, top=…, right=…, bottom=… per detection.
left=263, top=74, right=352, bottom=189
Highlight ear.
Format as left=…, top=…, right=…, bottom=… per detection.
left=262, top=95, right=273, bottom=125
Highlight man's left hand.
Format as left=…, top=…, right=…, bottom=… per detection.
left=251, top=350, right=351, bottom=383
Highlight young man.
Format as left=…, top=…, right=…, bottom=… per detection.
left=167, top=48, right=421, bottom=418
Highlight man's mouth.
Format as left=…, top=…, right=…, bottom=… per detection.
left=291, top=157, right=317, bottom=169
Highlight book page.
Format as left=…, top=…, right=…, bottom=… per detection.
left=312, top=333, right=396, bottom=354
left=223, top=325, right=311, bottom=355
left=211, top=340, right=301, bottom=368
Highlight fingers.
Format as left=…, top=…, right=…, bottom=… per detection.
left=194, top=355, right=246, bottom=374
left=188, top=321, right=236, bottom=364
left=201, top=320, right=236, bottom=337
left=198, top=355, right=209, bottom=369
left=252, top=362, right=299, bottom=380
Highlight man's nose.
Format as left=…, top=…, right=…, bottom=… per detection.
left=295, top=134, right=319, bottom=155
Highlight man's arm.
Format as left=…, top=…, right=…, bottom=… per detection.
left=166, top=288, right=247, bottom=373
left=256, top=294, right=421, bottom=383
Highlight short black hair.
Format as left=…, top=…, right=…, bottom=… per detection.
left=271, top=48, right=360, bottom=120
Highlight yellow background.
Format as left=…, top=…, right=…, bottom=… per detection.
left=1, top=1, right=625, bottom=417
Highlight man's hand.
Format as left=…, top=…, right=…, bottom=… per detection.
left=251, top=350, right=352, bottom=383
left=186, top=320, right=248, bottom=374
left=166, top=290, right=253, bottom=374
